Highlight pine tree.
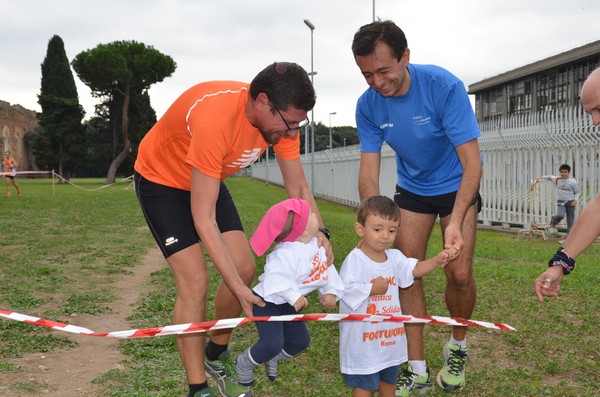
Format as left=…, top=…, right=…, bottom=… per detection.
left=72, top=40, right=176, bottom=183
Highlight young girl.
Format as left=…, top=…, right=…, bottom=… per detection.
left=339, top=196, right=458, bottom=397
left=235, top=198, right=345, bottom=392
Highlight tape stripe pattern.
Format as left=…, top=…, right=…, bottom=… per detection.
left=0, top=309, right=515, bottom=338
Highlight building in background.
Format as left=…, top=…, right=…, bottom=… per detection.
left=0, top=100, right=38, bottom=171
left=469, top=39, right=600, bottom=121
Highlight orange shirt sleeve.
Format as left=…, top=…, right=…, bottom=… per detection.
left=273, top=134, right=301, bottom=160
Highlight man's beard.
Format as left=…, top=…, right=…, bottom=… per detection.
left=259, top=129, right=282, bottom=145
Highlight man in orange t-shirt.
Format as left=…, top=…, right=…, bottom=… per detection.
left=134, top=62, right=333, bottom=397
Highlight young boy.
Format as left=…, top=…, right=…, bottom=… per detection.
left=339, top=196, right=457, bottom=397
left=235, top=198, right=345, bottom=392
left=535, top=164, right=580, bottom=241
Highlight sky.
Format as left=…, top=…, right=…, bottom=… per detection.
left=1, top=0, right=599, bottom=128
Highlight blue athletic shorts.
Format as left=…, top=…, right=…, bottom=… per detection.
left=134, top=172, right=243, bottom=258
left=342, top=365, right=399, bottom=391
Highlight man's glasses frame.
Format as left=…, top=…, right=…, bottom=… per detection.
left=273, top=107, right=310, bottom=134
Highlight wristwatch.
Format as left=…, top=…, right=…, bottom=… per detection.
left=318, top=227, right=331, bottom=240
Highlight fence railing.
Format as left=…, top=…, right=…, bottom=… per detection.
left=251, top=106, right=599, bottom=230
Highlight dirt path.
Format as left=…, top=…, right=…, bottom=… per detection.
left=0, top=248, right=165, bottom=397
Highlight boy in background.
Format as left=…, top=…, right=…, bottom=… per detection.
left=535, top=164, right=579, bottom=241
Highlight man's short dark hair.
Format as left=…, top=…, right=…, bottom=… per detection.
left=351, top=20, right=408, bottom=60
left=250, top=62, right=316, bottom=111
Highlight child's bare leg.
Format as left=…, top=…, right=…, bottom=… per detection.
left=378, top=381, right=395, bottom=397
left=353, top=388, right=373, bottom=397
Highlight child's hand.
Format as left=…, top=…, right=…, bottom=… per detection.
left=320, top=293, right=337, bottom=309
left=439, top=244, right=460, bottom=267
left=293, top=295, right=309, bottom=312
left=370, top=276, right=390, bottom=295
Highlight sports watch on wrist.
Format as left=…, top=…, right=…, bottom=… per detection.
left=318, top=227, right=331, bottom=240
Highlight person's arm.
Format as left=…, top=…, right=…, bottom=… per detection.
left=412, top=245, right=459, bottom=278
left=277, top=157, right=333, bottom=262
left=261, top=249, right=304, bottom=306
left=571, top=179, right=580, bottom=206
left=358, top=152, right=381, bottom=201
left=412, top=253, right=444, bottom=278
left=535, top=192, right=600, bottom=302
left=563, top=194, right=600, bottom=256
left=444, top=139, right=483, bottom=251
left=190, top=169, right=264, bottom=316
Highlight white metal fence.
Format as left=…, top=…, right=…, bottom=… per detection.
left=251, top=106, right=600, bottom=230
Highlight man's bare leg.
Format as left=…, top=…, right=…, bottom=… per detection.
left=436, top=204, right=477, bottom=391
left=440, top=205, right=477, bottom=342
left=166, top=244, right=210, bottom=384
left=395, top=211, right=437, bottom=361
left=210, top=230, right=256, bottom=344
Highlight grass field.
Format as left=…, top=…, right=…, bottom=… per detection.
left=0, top=176, right=599, bottom=396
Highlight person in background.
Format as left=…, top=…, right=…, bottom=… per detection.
left=134, top=62, right=333, bottom=397
left=339, top=196, right=457, bottom=397
left=535, top=66, right=600, bottom=302
left=351, top=20, right=482, bottom=394
left=3, top=151, right=22, bottom=198
left=235, top=198, right=344, bottom=393
left=534, top=164, right=579, bottom=242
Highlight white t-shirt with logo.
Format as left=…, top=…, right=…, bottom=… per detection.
left=253, top=237, right=345, bottom=305
left=339, top=247, right=417, bottom=375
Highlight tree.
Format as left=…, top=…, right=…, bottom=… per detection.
left=72, top=41, right=176, bottom=183
left=35, top=35, right=86, bottom=177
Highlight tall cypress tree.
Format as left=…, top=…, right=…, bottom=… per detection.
left=34, top=35, right=85, bottom=178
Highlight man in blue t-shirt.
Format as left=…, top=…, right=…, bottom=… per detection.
left=351, top=20, right=482, bottom=394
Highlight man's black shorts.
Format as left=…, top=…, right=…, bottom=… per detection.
left=394, top=186, right=482, bottom=218
left=134, top=172, right=243, bottom=258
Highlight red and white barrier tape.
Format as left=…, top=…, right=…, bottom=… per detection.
left=0, top=171, right=51, bottom=177
left=0, top=309, right=515, bottom=338
left=0, top=171, right=133, bottom=191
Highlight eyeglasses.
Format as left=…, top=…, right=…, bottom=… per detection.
left=273, top=107, right=310, bottom=134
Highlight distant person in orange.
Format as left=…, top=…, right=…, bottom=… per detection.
left=3, top=151, right=22, bottom=198
left=134, top=62, right=333, bottom=397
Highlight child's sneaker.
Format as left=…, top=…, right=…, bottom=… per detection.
left=395, top=364, right=432, bottom=396
left=204, top=350, right=253, bottom=397
left=436, top=343, right=468, bottom=391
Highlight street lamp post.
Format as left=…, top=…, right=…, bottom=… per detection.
left=304, top=19, right=315, bottom=193
left=328, top=111, right=336, bottom=149
left=373, top=0, right=376, bottom=21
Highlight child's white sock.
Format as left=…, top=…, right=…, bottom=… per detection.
left=408, top=360, right=427, bottom=376
left=450, top=335, right=467, bottom=348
